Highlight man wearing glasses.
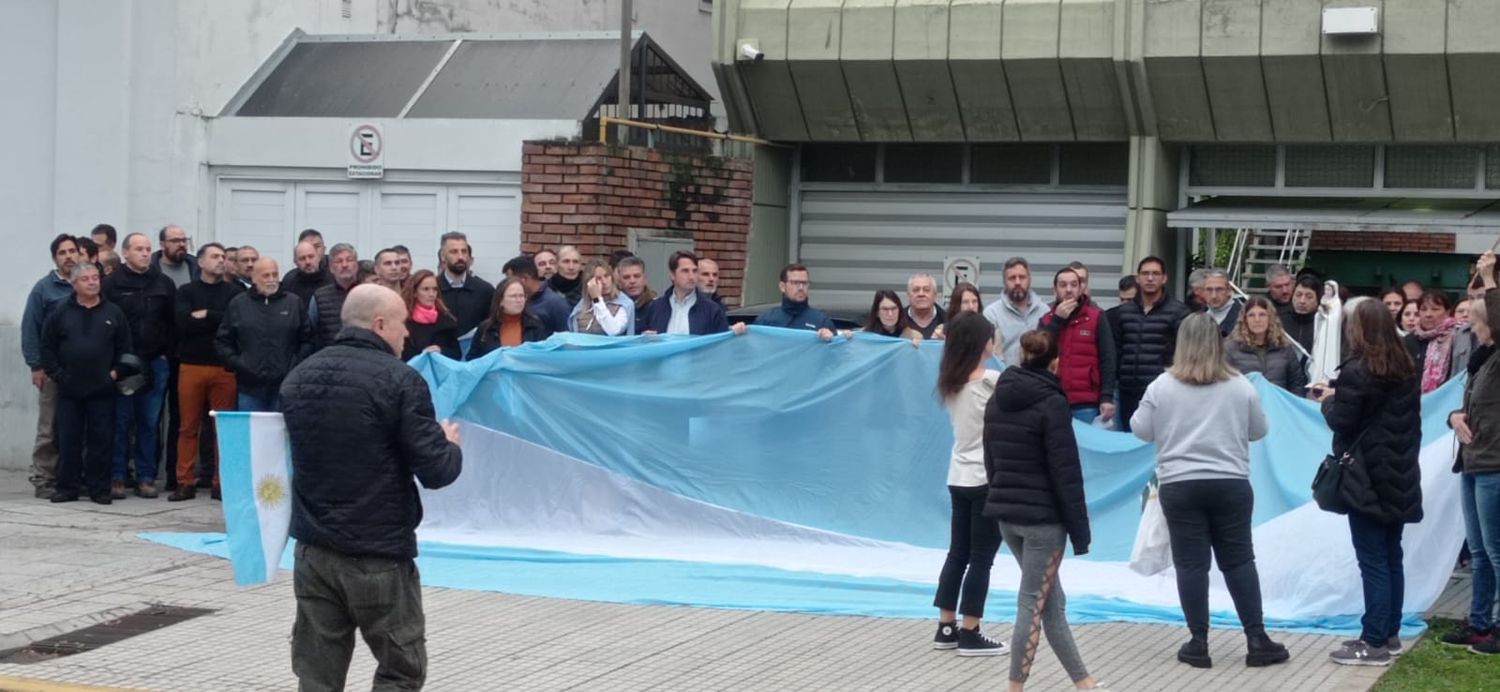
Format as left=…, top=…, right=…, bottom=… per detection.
left=753, top=263, right=836, bottom=341
left=151, top=224, right=199, bottom=288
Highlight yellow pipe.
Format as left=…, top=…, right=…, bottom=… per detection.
left=596, top=116, right=782, bottom=147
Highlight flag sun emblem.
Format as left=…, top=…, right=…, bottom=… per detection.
left=256, top=475, right=288, bottom=508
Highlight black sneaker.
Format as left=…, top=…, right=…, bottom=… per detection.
left=1330, top=639, right=1390, bottom=666
left=933, top=621, right=959, bottom=650
left=1470, top=636, right=1500, bottom=655
left=1178, top=637, right=1212, bottom=668
left=89, top=495, right=112, bottom=506
left=1442, top=624, right=1492, bottom=647
left=49, top=492, right=78, bottom=503
left=1387, top=636, right=1403, bottom=657
left=956, top=627, right=1009, bottom=657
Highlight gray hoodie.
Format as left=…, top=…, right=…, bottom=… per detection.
left=1131, top=372, right=1268, bottom=485
left=982, top=290, right=1047, bottom=366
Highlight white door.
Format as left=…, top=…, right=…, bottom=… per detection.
left=447, top=187, right=520, bottom=282
left=215, top=180, right=294, bottom=264
left=295, top=183, right=364, bottom=256
left=373, top=185, right=447, bottom=273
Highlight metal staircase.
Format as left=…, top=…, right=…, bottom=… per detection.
left=1227, top=228, right=1311, bottom=297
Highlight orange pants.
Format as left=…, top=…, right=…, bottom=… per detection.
left=176, top=363, right=236, bottom=487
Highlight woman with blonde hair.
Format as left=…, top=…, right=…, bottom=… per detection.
left=1224, top=296, right=1308, bottom=393
left=1132, top=313, right=1289, bottom=669
left=568, top=258, right=635, bottom=335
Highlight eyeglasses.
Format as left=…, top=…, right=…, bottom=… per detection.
left=784, top=280, right=810, bottom=287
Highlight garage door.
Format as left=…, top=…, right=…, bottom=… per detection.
left=215, top=178, right=520, bottom=276
left=798, top=189, right=1129, bottom=311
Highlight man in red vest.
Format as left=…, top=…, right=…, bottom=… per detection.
left=1040, top=267, right=1118, bottom=424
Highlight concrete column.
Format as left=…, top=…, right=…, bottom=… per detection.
left=1123, top=135, right=1180, bottom=275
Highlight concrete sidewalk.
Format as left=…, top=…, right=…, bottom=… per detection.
left=0, top=470, right=1392, bottom=691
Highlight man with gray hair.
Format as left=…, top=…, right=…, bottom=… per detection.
left=1265, top=264, right=1294, bottom=309
left=1186, top=268, right=1209, bottom=313
left=216, top=257, right=314, bottom=412
left=41, top=262, right=131, bottom=504
left=280, top=284, right=462, bottom=690
left=1200, top=268, right=1242, bottom=335
left=309, top=243, right=362, bottom=349
left=906, top=272, right=944, bottom=339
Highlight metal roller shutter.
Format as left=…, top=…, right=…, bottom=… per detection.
left=798, top=189, right=1129, bottom=311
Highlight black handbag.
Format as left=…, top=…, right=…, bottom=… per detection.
left=1313, top=429, right=1367, bottom=514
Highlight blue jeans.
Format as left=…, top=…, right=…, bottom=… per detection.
left=113, top=356, right=169, bottom=482
left=1462, top=473, right=1500, bottom=632
left=1070, top=406, right=1099, bottom=423
left=237, top=391, right=279, bottom=412
left=1348, top=512, right=1405, bottom=646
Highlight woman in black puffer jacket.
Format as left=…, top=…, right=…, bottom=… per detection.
left=983, top=330, right=1101, bottom=691
left=1319, top=297, right=1422, bottom=667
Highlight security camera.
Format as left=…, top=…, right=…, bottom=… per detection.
left=737, top=40, right=765, bottom=63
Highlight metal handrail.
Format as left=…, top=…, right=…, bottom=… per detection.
left=596, top=116, right=786, bottom=147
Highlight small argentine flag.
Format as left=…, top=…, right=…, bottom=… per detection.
left=213, top=411, right=294, bottom=585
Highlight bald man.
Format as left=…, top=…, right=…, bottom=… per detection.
left=215, top=257, right=314, bottom=414
left=280, top=283, right=462, bottom=689
left=282, top=239, right=333, bottom=302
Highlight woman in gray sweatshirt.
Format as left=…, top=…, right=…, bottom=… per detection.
left=1130, top=313, right=1289, bottom=669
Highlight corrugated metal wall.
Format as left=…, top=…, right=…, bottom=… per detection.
left=797, top=188, right=1129, bottom=311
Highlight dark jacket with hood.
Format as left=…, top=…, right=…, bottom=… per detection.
left=1322, top=356, right=1424, bottom=524
left=282, top=327, right=462, bottom=560
left=1454, top=292, right=1500, bottom=475
left=215, top=288, right=315, bottom=395
left=1112, top=292, right=1190, bottom=393
left=102, top=264, right=177, bottom=362
left=1278, top=304, right=1316, bottom=355
left=982, top=366, right=1092, bottom=555
left=40, top=296, right=133, bottom=399
left=754, top=296, right=836, bottom=332
left=466, top=311, right=552, bottom=360
left=1223, top=336, right=1307, bottom=393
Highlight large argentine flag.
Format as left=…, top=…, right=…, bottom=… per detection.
left=213, top=411, right=293, bottom=585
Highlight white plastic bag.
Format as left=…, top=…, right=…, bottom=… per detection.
left=1129, top=485, right=1173, bottom=576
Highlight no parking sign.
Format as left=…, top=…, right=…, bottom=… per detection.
left=943, top=256, right=980, bottom=299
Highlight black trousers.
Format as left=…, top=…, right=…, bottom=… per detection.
left=1118, top=387, right=1145, bottom=433
left=1158, top=478, right=1267, bottom=637
left=292, top=542, right=427, bottom=691
left=163, top=357, right=180, bottom=490
left=56, top=391, right=115, bottom=499
left=933, top=485, right=1002, bottom=618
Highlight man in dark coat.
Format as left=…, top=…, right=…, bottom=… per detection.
left=41, top=263, right=132, bottom=505
left=754, top=263, right=836, bottom=338
left=436, top=232, right=494, bottom=337
left=1111, top=256, right=1189, bottom=432
left=215, top=257, right=314, bottom=412
left=281, top=284, right=462, bottom=690
left=309, top=243, right=362, bottom=350
left=103, top=232, right=177, bottom=499
left=282, top=240, right=334, bottom=303
left=170, top=243, right=242, bottom=501
left=643, top=251, right=734, bottom=336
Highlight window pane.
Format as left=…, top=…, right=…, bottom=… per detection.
left=800, top=144, right=877, bottom=183
left=1486, top=146, right=1500, bottom=190
left=1284, top=146, right=1374, bottom=188
left=1188, top=145, right=1276, bottom=187
left=970, top=144, right=1052, bottom=184
left=884, top=144, right=963, bottom=183
left=1384, top=146, right=1478, bottom=189
left=1058, top=143, right=1129, bottom=186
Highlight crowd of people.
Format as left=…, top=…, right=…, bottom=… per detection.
left=22, top=221, right=1500, bottom=680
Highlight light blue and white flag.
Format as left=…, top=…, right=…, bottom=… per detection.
left=213, top=411, right=294, bottom=585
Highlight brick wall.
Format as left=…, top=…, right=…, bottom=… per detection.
left=1309, top=230, right=1455, bottom=253
left=520, top=142, right=754, bottom=306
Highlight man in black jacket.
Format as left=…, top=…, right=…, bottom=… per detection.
left=103, top=233, right=176, bottom=499
left=1111, top=256, right=1189, bottom=432
left=436, top=232, right=494, bottom=337
left=216, top=257, right=314, bottom=412
left=41, top=263, right=132, bottom=505
left=170, top=243, right=242, bottom=501
left=281, top=284, right=462, bottom=690
left=282, top=240, right=333, bottom=303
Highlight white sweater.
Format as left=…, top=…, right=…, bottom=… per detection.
left=945, top=370, right=999, bottom=487
left=1130, top=373, right=1268, bottom=485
